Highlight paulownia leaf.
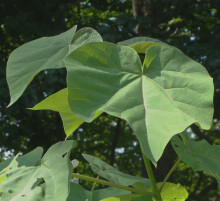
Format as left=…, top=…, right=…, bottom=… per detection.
left=82, top=154, right=150, bottom=188
left=6, top=26, right=103, bottom=106
left=67, top=183, right=130, bottom=201
left=0, top=141, right=76, bottom=201
left=65, top=42, right=213, bottom=163
left=31, top=88, right=102, bottom=138
left=172, top=135, right=220, bottom=184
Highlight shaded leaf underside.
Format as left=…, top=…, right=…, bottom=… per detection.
left=31, top=88, right=102, bottom=138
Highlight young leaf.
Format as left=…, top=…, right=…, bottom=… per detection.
left=82, top=154, right=150, bottom=188
left=118, top=37, right=168, bottom=47
left=155, top=182, right=188, bottom=201
left=118, top=36, right=168, bottom=53
left=31, top=88, right=102, bottom=138
left=172, top=135, right=220, bottom=184
left=0, top=141, right=76, bottom=201
left=6, top=26, right=103, bottom=106
left=65, top=42, right=213, bottom=163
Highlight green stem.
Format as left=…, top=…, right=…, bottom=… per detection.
left=159, top=158, right=181, bottom=193
left=91, top=176, right=99, bottom=192
left=141, top=149, right=162, bottom=201
left=72, top=173, right=154, bottom=195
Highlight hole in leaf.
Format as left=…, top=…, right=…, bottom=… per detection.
left=31, top=178, right=44, bottom=189
left=174, top=144, right=179, bottom=148
left=62, top=152, right=67, bottom=158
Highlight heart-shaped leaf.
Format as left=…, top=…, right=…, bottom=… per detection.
left=65, top=42, right=213, bottom=163
left=6, top=26, right=103, bottom=106
left=172, top=135, right=220, bottom=184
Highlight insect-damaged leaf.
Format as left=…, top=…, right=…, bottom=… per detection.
left=0, top=141, right=76, bottom=201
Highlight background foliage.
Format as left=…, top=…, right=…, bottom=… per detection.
left=0, top=0, right=220, bottom=200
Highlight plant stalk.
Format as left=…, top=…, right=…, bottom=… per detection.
left=141, top=149, right=162, bottom=201
left=72, top=173, right=154, bottom=195
left=159, top=158, right=181, bottom=193
left=91, top=176, right=99, bottom=192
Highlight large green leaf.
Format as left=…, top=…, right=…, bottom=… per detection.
left=82, top=154, right=150, bottom=188
left=67, top=183, right=130, bottom=201
left=172, top=135, right=220, bottom=184
left=0, top=141, right=76, bottom=201
left=31, top=88, right=102, bottom=138
left=6, top=26, right=103, bottom=106
left=65, top=42, right=213, bottom=163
